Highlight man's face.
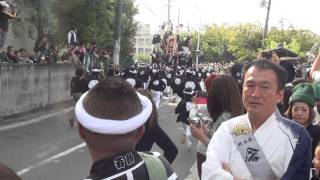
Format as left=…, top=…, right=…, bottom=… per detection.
left=242, top=66, right=283, bottom=118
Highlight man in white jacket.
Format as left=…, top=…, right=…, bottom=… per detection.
left=202, top=59, right=312, bottom=180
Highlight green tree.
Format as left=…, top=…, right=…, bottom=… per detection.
left=52, top=0, right=138, bottom=59
left=52, top=0, right=115, bottom=48
left=264, top=28, right=320, bottom=56
left=135, top=53, right=151, bottom=63
left=228, top=23, right=263, bottom=61
left=120, top=0, right=138, bottom=58
left=11, top=0, right=56, bottom=51
left=201, top=24, right=230, bottom=62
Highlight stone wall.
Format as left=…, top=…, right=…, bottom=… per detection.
left=0, top=64, right=80, bottom=117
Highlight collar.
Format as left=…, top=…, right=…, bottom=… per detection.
left=245, top=111, right=277, bottom=134
left=89, top=151, right=143, bottom=179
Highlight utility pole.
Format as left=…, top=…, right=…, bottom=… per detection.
left=263, top=0, right=271, bottom=39
left=168, top=0, right=171, bottom=22
left=113, top=0, right=122, bottom=65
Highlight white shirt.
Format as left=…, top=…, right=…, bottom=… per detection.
left=67, top=30, right=77, bottom=45
left=202, top=113, right=295, bottom=180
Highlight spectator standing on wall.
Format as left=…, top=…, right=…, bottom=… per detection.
left=67, top=28, right=78, bottom=46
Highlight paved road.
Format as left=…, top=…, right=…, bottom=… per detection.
left=0, top=99, right=200, bottom=180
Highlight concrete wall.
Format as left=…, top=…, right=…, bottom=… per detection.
left=0, top=64, right=80, bottom=117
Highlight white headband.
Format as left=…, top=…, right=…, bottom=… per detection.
left=75, top=91, right=152, bottom=134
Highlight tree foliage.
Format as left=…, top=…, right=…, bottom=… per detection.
left=11, top=0, right=55, bottom=48
left=52, top=0, right=138, bottom=58
left=199, top=23, right=263, bottom=62
left=11, top=0, right=138, bottom=58
left=52, top=0, right=115, bottom=48
left=195, top=23, right=320, bottom=63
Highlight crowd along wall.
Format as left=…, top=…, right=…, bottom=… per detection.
left=0, top=64, right=80, bottom=118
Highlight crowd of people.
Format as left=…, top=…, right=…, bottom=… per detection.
left=0, top=41, right=111, bottom=65
left=2, top=49, right=320, bottom=180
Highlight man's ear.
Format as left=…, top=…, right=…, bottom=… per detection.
left=134, top=125, right=145, bottom=142
left=78, top=123, right=86, bottom=139
left=276, top=89, right=284, bottom=104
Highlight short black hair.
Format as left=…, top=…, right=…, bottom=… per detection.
left=83, top=77, right=142, bottom=120
left=242, top=60, right=288, bottom=90
left=75, top=67, right=85, bottom=77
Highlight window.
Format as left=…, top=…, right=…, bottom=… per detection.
left=138, top=38, right=144, bottom=45
left=138, top=48, right=144, bottom=54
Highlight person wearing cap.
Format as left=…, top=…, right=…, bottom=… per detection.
left=75, top=78, right=177, bottom=180
left=285, top=83, right=320, bottom=162
left=202, top=60, right=312, bottom=180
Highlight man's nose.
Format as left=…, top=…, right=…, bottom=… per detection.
left=250, top=87, right=261, bottom=98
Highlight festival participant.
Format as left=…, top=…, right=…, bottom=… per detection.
left=75, top=78, right=177, bottom=180
left=202, top=60, right=312, bottom=180
left=135, top=88, right=178, bottom=164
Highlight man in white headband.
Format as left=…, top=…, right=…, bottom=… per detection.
left=75, top=78, right=177, bottom=180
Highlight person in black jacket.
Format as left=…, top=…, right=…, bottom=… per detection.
left=135, top=88, right=178, bottom=164
left=70, top=67, right=88, bottom=126
left=70, top=67, right=89, bottom=99
left=148, top=68, right=166, bottom=108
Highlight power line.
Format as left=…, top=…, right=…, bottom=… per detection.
left=139, top=0, right=164, bottom=23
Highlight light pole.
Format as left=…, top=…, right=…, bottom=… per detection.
left=195, top=8, right=201, bottom=70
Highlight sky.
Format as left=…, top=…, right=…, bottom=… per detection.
left=134, top=0, right=320, bottom=35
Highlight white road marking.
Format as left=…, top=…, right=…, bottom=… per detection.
left=0, top=107, right=74, bottom=132
left=17, top=142, right=86, bottom=176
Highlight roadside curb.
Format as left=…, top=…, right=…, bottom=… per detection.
left=0, top=101, right=74, bottom=126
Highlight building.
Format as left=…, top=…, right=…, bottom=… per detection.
left=134, top=23, right=153, bottom=61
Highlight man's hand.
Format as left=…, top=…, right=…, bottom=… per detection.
left=222, top=162, right=244, bottom=180
left=271, top=51, right=280, bottom=64
left=190, top=124, right=205, bottom=140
